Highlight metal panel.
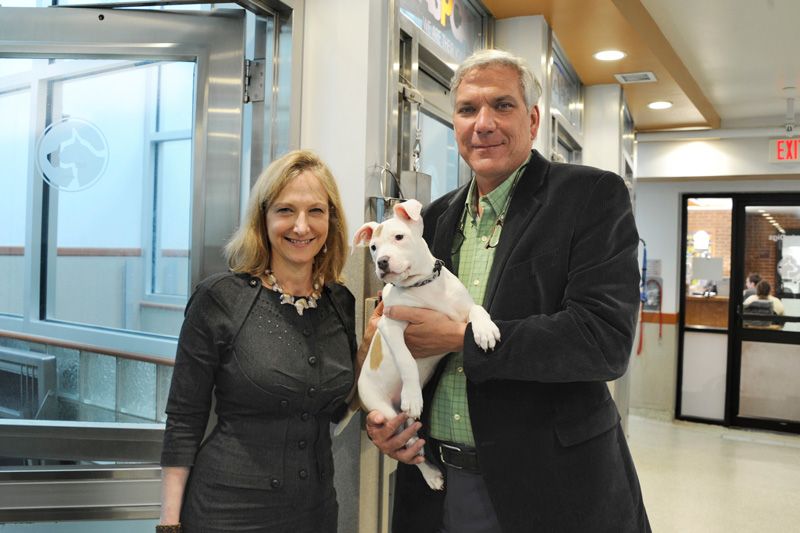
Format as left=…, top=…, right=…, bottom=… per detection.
left=0, top=465, right=162, bottom=522
left=0, top=6, right=245, bottom=521
left=0, top=7, right=245, bottom=358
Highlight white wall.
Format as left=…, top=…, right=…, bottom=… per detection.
left=636, top=178, right=800, bottom=313
left=637, top=136, right=800, bottom=178
left=301, top=0, right=380, bottom=235
left=494, top=15, right=551, bottom=155
left=584, top=84, right=623, bottom=173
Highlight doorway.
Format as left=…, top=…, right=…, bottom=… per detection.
left=677, top=193, right=800, bottom=434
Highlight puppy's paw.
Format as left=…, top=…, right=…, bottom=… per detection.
left=418, top=462, right=445, bottom=491
left=400, top=385, right=424, bottom=420
left=472, top=318, right=501, bottom=351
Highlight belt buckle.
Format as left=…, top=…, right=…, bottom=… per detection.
left=438, top=441, right=464, bottom=470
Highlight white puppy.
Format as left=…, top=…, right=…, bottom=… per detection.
left=338, top=199, right=500, bottom=490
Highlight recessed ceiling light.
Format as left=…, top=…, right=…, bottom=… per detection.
left=593, top=50, right=626, bottom=61
left=648, top=101, right=673, bottom=110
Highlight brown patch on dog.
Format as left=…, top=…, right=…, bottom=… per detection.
left=369, top=334, right=383, bottom=370
left=374, top=225, right=383, bottom=238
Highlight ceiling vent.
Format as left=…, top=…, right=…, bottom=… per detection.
left=614, top=71, right=658, bottom=84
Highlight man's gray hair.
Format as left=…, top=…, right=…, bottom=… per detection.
left=450, top=48, right=542, bottom=110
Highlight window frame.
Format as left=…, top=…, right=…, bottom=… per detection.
left=0, top=9, right=247, bottom=360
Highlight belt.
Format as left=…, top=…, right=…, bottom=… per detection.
left=430, top=438, right=480, bottom=472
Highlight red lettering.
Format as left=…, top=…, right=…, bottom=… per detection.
left=788, top=140, right=797, bottom=160
left=777, top=139, right=787, bottom=160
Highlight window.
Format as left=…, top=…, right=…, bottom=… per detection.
left=0, top=82, right=30, bottom=317
left=39, top=60, right=194, bottom=336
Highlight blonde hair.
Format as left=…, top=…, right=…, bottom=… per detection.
left=225, top=150, right=349, bottom=284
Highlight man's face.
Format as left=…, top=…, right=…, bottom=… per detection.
left=453, top=64, right=539, bottom=190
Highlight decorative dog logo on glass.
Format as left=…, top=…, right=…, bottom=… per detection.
left=36, top=118, right=109, bottom=192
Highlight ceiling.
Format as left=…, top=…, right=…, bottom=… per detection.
left=481, top=0, right=800, bottom=133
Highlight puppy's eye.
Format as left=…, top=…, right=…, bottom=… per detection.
left=395, top=235, right=404, bottom=241
left=370, top=244, right=376, bottom=251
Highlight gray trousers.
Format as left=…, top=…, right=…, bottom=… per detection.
left=439, top=465, right=504, bottom=533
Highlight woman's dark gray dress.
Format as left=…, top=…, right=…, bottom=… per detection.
left=161, top=272, right=356, bottom=533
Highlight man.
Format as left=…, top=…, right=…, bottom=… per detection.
left=743, top=273, right=761, bottom=299
left=366, top=49, right=650, bottom=533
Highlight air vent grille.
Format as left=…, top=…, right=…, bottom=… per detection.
left=614, top=71, right=658, bottom=84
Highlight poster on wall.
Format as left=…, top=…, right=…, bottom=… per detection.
left=777, top=235, right=800, bottom=296
left=397, top=0, right=484, bottom=62
left=643, top=276, right=663, bottom=312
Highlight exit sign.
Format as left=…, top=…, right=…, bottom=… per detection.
left=770, top=138, right=800, bottom=162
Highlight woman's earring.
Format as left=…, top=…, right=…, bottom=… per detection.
left=322, top=244, right=328, bottom=254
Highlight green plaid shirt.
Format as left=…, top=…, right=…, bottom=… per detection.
left=429, top=156, right=529, bottom=446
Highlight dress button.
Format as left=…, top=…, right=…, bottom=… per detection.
left=457, top=366, right=464, bottom=373
left=481, top=235, right=488, bottom=243
left=301, top=412, right=310, bottom=421
left=307, top=387, right=317, bottom=397
left=473, top=279, right=480, bottom=286
left=453, top=413, right=462, bottom=421
left=307, top=355, right=318, bottom=366
left=279, top=399, right=289, bottom=408
left=270, top=478, right=281, bottom=488
left=298, top=469, right=308, bottom=479
left=298, top=440, right=307, bottom=449
left=249, top=278, right=259, bottom=287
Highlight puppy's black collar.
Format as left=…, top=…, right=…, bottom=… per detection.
left=407, top=259, right=444, bottom=288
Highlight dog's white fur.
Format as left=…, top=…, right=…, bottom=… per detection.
left=336, top=199, right=500, bottom=490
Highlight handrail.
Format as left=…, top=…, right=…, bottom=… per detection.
left=0, top=464, right=162, bottom=522
left=0, top=419, right=164, bottom=462
left=0, top=329, right=175, bottom=366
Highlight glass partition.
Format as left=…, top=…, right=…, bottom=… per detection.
left=684, top=197, right=732, bottom=328
left=0, top=85, right=30, bottom=317
left=37, top=60, right=194, bottom=335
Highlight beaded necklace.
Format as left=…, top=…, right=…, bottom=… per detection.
left=264, top=269, right=322, bottom=316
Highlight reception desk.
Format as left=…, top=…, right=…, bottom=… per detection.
left=685, top=295, right=729, bottom=328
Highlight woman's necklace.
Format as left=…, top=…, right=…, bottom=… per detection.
left=264, top=269, right=322, bottom=316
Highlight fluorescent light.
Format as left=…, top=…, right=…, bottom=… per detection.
left=648, top=101, right=673, bottom=110
left=593, top=50, right=626, bottom=61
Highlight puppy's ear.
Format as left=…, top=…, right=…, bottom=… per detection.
left=352, top=222, right=379, bottom=249
left=393, top=199, right=423, bottom=222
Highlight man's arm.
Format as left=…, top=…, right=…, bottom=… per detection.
left=463, top=172, right=640, bottom=384
left=389, top=173, right=639, bottom=383
left=383, top=305, right=467, bottom=357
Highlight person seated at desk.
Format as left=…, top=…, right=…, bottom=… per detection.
left=743, top=280, right=784, bottom=328
left=744, top=280, right=784, bottom=315
left=743, top=273, right=761, bottom=299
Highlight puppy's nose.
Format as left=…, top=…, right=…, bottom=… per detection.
left=377, top=257, right=390, bottom=272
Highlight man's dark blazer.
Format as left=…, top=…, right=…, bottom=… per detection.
left=392, top=150, right=651, bottom=533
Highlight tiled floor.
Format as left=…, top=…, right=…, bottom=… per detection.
left=627, top=415, right=800, bottom=533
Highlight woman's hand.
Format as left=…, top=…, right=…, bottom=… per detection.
left=365, top=410, right=426, bottom=464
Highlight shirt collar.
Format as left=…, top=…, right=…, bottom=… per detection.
left=464, top=153, right=531, bottom=219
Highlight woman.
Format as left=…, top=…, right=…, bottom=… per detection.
left=744, top=279, right=785, bottom=315
left=159, top=150, right=355, bottom=533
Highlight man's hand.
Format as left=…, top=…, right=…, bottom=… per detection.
left=384, top=305, right=466, bottom=357
left=365, top=410, right=426, bottom=465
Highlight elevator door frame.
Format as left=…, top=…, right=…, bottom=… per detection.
left=0, top=6, right=245, bottom=521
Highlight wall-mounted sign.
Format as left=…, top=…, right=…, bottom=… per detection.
left=769, top=138, right=800, bottom=163
left=398, top=0, right=485, bottom=63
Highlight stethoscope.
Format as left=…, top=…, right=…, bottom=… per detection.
left=453, top=164, right=526, bottom=252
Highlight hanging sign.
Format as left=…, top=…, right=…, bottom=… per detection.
left=397, top=0, right=484, bottom=62
left=769, top=138, right=800, bottom=162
